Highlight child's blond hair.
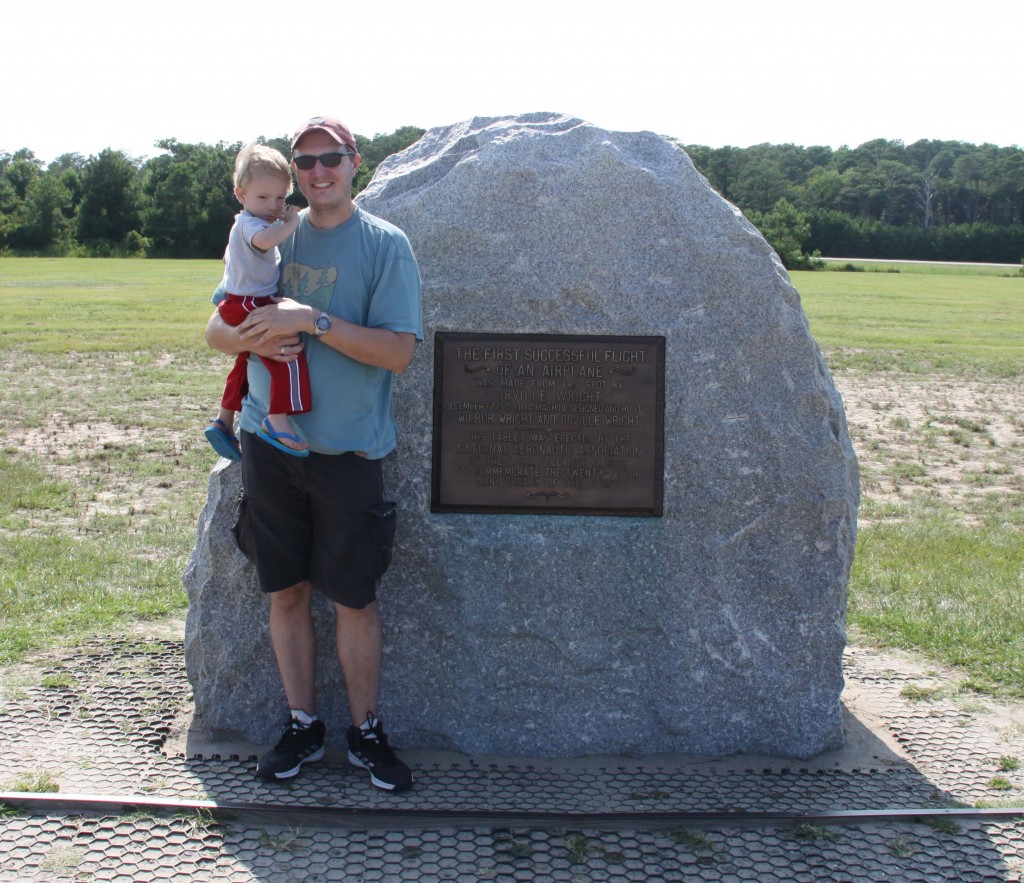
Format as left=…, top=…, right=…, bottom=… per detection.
left=234, top=143, right=293, bottom=194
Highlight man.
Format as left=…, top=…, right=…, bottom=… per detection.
left=205, top=115, right=423, bottom=792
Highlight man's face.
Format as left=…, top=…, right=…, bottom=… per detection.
left=292, top=130, right=361, bottom=211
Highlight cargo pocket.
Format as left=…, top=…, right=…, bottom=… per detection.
left=233, top=494, right=256, bottom=562
left=367, top=501, right=397, bottom=579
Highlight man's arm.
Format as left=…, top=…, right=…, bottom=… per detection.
left=317, top=319, right=417, bottom=374
left=234, top=300, right=416, bottom=374
left=205, top=310, right=243, bottom=355
left=205, top=309, right=303, bottom=361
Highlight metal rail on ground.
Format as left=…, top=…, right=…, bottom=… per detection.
left=4, top=791, right=1024, bottom=832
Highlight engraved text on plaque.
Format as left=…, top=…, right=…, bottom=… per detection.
left=431, top=333, right=664, bottom=515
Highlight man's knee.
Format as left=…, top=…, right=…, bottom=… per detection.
left=335, top=599, right=380, bottom=626
left=270, top=580, right=313, bottom=613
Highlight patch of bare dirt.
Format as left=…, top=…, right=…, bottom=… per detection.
left=834, top=371, right=1024, bottom=521
left=6, top=364, right=1021, bottom=530
left=11, top=417, right=204, bottom=530
left=2, top=349, right=214, bottom=532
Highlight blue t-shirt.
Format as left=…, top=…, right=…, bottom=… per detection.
left=230, top=207, right=423, bottom=458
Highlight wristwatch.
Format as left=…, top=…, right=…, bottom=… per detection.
left=313, top=312, right=331, bottom=336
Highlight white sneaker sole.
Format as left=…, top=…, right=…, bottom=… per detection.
left=259, top=745, right=325, bottom=780
left=347, top=750, right=412, bottom=791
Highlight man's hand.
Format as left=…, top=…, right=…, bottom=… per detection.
left=238, top=299, right=315, bottom=347
left=205, top=310, right=303, bottom=362
left=248, top=331, right=304, bottom=362
left=220, top=299, right=416, bottom=374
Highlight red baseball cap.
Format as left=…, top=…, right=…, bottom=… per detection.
left=290, top=116, right=358, bottom=153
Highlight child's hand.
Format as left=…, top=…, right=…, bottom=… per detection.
left=278, top=204, right=300, bottom=227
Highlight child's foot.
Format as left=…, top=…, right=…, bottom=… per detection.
left=205, top=417, right=242, bottom=461
left=258, top=415, right=309, bottom=458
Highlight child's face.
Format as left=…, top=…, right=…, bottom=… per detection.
left=235, top=173, right=290, bottom=221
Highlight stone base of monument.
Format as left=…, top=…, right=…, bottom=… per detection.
left=185, top=113, right=858, bottom=760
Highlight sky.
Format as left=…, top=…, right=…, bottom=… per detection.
left=5, top=0, right=1021, bottom=166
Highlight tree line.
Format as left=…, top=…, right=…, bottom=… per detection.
left=2, top=130, right=1022, bottom=266
left=684, top=138, right=1024, bottom=267
left=0, top=127, right=425, bottom=258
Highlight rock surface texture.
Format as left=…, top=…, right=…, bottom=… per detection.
left=185, top=112, right=859, bottom=759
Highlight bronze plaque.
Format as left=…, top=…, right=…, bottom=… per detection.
left=431, top=332, right=664, bottom=516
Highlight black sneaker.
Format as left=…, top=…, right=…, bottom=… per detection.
left=347, top=716, right=413, bottom=792
left=255, top=717, right=326, bottom=781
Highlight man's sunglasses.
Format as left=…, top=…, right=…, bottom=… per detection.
left=292, top=151, right=355, bottom=171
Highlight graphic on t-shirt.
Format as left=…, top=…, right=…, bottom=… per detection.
left=280, top=263, right=337, bottom=313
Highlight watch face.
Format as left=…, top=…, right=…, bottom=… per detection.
left=315, top=313, right=330, bottom=333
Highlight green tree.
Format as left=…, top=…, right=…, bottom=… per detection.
left=7, top=174, right=74, bottom=251
left=749, top=198, right=814, bottom=269
left=799, top=168, right=844, bottom=212
left=838, top=164, right=883, bottom=218
left=77, top=149, right=143, bottom=251
left=47, top=154, right=86, bottom=215
left=3, top=149, right=43, bottom=200
left=991, top=148, right=1024, bottom=225
left=733, top=157, right=790, bottom=215
left=690, top=146, right=743, bottom=202
left=140, top=140, right=237, bottom=257
left=873, top=159, right=916, bottom=225
left=952, top=152, right=991, bottom=224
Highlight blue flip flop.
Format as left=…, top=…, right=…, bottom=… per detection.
left=204, top=418, right=242, bottom=461
left=258, top=417, right=310, bottom=457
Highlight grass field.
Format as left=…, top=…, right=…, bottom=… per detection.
left=0, top=258, right=223, bottom=664
left=798, top=262, right=1024, bottom=694
left=819, top=258, right=1020, bottom=277
left=1, top=257, right=1022, bottom=696
left=792, top=267, right=1024, bottom=376
left=0, top=257, right=221, bottom=353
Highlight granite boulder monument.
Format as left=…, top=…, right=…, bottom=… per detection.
left=185, top=112, right=859, bottom=759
